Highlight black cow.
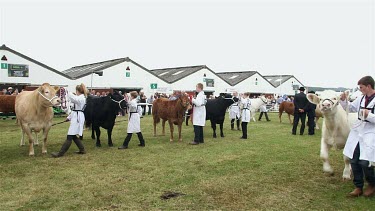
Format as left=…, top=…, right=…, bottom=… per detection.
left=206, top=93, right=238, bottom=138
left=84, top=91, right=127, bottom=147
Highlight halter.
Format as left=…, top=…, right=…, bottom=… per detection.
left=38, top=91, right=60, bottom=106
left=110, top=97, right=126, bottom=110
left=224, top=97, right=236, bottom=103
left=260, top=97, right=267, bottom=104
left=322, top=98, right=338, bottom=107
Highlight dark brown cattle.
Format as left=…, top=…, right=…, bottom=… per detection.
left=278, top=101, right=322, bottom=129
left=152, top=95, right=191, bottom=142
left=0, top=95, right=16, bottom=113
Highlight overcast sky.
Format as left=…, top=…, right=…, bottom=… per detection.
left=0, top=0, right=374, bottom=88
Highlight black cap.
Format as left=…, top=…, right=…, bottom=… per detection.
left=299, top=87, right=305, bottom=91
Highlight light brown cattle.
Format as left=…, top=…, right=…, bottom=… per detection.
left=278, top=101, right=323, bottom=129
left=15, top=83, right=60, bottom=156
left=152, top=95, right=191, bottom=142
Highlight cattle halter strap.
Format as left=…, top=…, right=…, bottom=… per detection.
left=322, top=98, right=338, bottom=106
left=110, top=98, right=126, bottom=110
left=38, top=91, right=59, bottom=105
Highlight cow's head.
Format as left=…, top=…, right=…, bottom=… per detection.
left=108, top=91, right=127, bottom=110
left=307, top=90, right=345, bottom=114
left=38, top=83, right=61, bottom=107
left=178, top=94, right=191, bottom=109
left=259, top=95, right=267, bottom=105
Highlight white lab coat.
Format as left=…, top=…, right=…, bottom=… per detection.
left=259, top=104, right=267, bottom=112
left=229, top=100, right=241, bottom=119
left=343, top=95, right=375, bottom=163
left=127, top=99, right=141, bottom=133
left=192, top=91, right=206, bottom=126
left=67, top=93, right=86, bottom=136
left=241, top=97, right=251, bottom=122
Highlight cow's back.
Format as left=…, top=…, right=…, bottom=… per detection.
left=0, top=95, right=16, bottom=113
left=153, top=98, right=179, bottom=119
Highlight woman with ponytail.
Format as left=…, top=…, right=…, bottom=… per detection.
left=52, top=83, right=87, bottom=157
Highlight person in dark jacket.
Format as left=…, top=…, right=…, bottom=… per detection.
left=306, top=91, right=316, bottom=135
left=292, top=87, right=309, bottom=135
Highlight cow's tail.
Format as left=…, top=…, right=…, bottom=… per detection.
left=152, top=101, right=160, bottom=124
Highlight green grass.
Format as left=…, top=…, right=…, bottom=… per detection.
left=0, top=113, right=373, bottom=210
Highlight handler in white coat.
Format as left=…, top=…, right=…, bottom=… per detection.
left=343, top=76, right=375, bottom=197
left=119, top=91, right=145, bottom=149
left=190, top=83, right=206, bottom=145
left=240, top=92, right=251, bottom=139
left=229, top=91, right=241, bottom=130
left=258, top=96, right=270, bottom=121
left=52, top=84, right=87, bottom=157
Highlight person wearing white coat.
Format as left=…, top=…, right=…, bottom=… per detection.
left=229, top=91, right=241, bottom=130
left=343, top=76, right=375, bottom=197
left=118, top=91, right=145, bottom=149
left=240, top=92, right=251, bottom=139
left=52, top=84, right=87, bottom=157
left=190, top=83, right=206, bottom=145
left=258, top=95, right=270, bottom=121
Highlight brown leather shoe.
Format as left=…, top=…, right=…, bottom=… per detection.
left=347, top=188, right=363, bottom=197
left=364, top=185, right=375, bottom=197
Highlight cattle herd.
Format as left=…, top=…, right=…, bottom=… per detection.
left=0, top=83, right=363, bottom=179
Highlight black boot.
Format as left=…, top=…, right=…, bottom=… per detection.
left=237, top=119, right=241, bottom=131
left=231, top=119, right=234, bottom=130
left=51, top=136, right=73, bottom=157
left=73, top=136, right=86, bottom=154
left=265, top=112, right=270, bottom=121
left=119, top=133, right=132, bottom=149
left=137, top=132, right=145, bottom=147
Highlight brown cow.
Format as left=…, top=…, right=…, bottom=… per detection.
left=152, top=94, right=191, bottom=142
left=0, top=95, right=16, bottom=113
left=278, top=101, right=323, bottom=129
left=15, top=83, right=60, bottom=156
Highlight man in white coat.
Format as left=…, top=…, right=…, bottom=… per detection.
left=240, top=92, right=251, bottom=139
left=52, top=84, right=87, bottom=157
left=119, top=91, right=145, bottom=149
left=190, top=83, right=206, bottom=145
left=229, top=91, right=241, bottom=130
left=258, top=95, right=270, bottom=121
left=343, top=76, right=375, bottom=197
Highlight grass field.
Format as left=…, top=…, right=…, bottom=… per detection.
left=0, top=113, right=373, bottom=210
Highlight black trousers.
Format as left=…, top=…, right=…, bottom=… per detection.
left=350, top=144, right=375, bottom=189
left=241, top=122, right=248, bottom=138
left=231, top=118, right=240, bottom=129
left=193, top=125, right=204, bottom=143
left=307, top=114, right=315, bottom=135
left=141, top=105, right=146, bottom=116
left=292, top=112, right=306, bottom=135
left=258, top=112, right=270, bottom=121
left=148, top=105, right=152, bottom=115
left=122, top=132, right=145, bottom=147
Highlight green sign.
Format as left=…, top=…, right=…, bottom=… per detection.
left=1, top=63, right=7, bottom=69
left=205, top=79, right=214, bottom=87
left=150, top=83, right=158, bottom=89
left=8, top=64, right=29, bottom=77
left=126, top=72, right=130, bottom=77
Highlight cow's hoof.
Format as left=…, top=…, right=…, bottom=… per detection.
left=29, top=153, right=35, bottom=156
left=96, top=144, right=102, bottom=147
left=108, top=143, right=114, bottom=147
left=221, top=135, right=225, bottom=138
left=91, top=136, right=95, bottom=140
left=34, top=144, right=39, bottom=146
left=213, top=135, right=217, bottom=138
left=170, top=139, right=173, bottom=142
left=342, top=177, right=351, bottom=182
left=42, top=151, right=47, bottom=154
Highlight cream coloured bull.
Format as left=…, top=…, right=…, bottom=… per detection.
left=250, top=96, right=268, bottom=122
left=15, top=83, right=60, bottom=156
left=307, top=90, right=357, bottom=179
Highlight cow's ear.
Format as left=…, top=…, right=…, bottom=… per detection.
left=54, top=86, right=60, bottom=92
left=307, top=94, right=319, bottom=105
